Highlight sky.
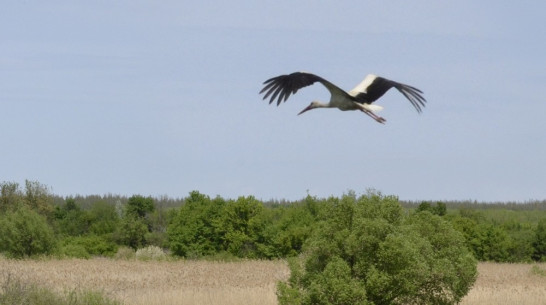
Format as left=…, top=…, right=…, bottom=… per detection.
left=1, top=1, right=545, bottom=202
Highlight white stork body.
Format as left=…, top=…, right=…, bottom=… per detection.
left=259, top=72, right=426, bottom=124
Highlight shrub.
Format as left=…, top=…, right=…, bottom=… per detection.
left=277, top=193, right=477, bottom=305
left=60, top=235, right=118, bottom=257
left=115, top=246, right=136, bottom=260
left=135, top=245, right=167, bottom=261
left=59, top=244, right=91, bottom=259
left=0, top=206, right=56, bottom=258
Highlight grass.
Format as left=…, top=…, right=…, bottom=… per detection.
left=460, top=262, right=546, bottom=305
left=1, top=258, right=545, bottom=305
left=0, top=258, right=289, bottom=305
left=0, top=271, right=120, bottom=305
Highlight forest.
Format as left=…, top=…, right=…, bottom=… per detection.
left=1, top=180, right=545, bottom=263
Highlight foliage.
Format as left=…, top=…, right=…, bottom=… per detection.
left=54, top=198, right=91, bottom=236
left=60, top=235, right=118, bottom=257
left=126, top=195, right=154, bottom=219
left=533, top=219, right=546, bottom=261
left=277, top=193, right=477, bottom=305
left=88, top=200, right=120, bottom=235
left=168, top=191, right=225, bottom=257
left=0, top=206, right=56, bottom=258
left=221, top=196, right=273, bottom=258
left=416, top=201, right=447, bottom=216
left=114, top=216, right=149, bottom=250
left=0, top=272, right=120, bottom=305
left=1, top=179, right=545, bottom=266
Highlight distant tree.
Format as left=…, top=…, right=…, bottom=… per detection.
left=168, top=191, right=225, bottom=257
left=125, top=195, right=154, bottom=219
left=0, top=181, right=23, bottom=212
left=416, top=201, right=446, bottom=216
left=54, top=198, right=90, bottom=236
left=221, top=196, right=272, bottom=258
left=88, top=201, right=119, bottom=235
left=0, top=206, right=56, bottom=257
left=24, top=180, right=54, bottom=216
left=115, top=216, right=148, bottom=250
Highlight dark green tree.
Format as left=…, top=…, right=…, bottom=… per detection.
left=0, top=206, right=56, bottom=257
left=126, top=195, right=154, bottom=219
left=54, top=198, right=90, bottom=236
left=221, top=196, right=272, bottom=258
left=115, top=217, right=148, bottom=250
left=168, top=191, right=225, bottom=257
left=88, top=200, right=119, bottom=235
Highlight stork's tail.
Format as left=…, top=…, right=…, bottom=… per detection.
left=361, top=104, right=383, bottom=112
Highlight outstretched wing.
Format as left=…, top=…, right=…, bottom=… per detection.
left=350, top=75, right=427, bottom=113
left=259, top=72, right=346, bottom=106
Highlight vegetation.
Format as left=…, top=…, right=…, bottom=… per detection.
left=0, top=272, right=120, bottom=305
left=277, top=193, right=477, bottom=305
left=1, top=180, right=546, bottom=304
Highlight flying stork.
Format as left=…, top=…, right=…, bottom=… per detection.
left=259, top=72, right=426, bottom=124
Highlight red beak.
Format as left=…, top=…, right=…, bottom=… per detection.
left=298, top=105, right=313, bottom=115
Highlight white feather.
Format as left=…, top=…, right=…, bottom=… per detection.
left=360, top=103, right=383, bottom=112
left=348, top=74, right=377, bottom=96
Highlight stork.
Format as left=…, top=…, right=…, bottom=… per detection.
left=259, top=72, right=426, bottom=124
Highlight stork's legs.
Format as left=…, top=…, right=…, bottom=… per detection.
left=360, top=109, right=386, bottom=124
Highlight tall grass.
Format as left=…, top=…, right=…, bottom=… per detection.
left=1, top=258, right=545, bottom=305
left=0, top=272, right=120, bottom=305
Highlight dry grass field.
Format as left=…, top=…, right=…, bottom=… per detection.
left=1, top=258, right=545, bottom=305
left=460, top=262, right=546, bottom=305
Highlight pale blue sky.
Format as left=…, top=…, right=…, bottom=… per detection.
left=2, top=1, right=545, bottom=202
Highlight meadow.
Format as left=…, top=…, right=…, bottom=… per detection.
left=1, top=258, right=545, bottom=305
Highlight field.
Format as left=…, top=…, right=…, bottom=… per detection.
left=1, top=258, right=545, bottom=305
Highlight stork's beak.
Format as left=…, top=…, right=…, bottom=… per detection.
left=297, top=104, right=313, bottom=115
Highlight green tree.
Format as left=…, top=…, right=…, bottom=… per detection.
left=54, top=198, right=90, bottom=236
left=126, top=195, right=154, bottom=219
left=416, top=201, right=447, bottom=216
left=277, top=193, right=477, bottom=305
left=0, top=206, right=56, bottom=257
left=221, top=196, right=272, bottom=258
left=88, top=200, right=119, bottom=235
left=115, top=217, right=148, bottom=250
left=168, top=191, right=225, bottom=257
left=0, top=181, right=23, bottom=212
left=24, top=180, right=54, bottom=217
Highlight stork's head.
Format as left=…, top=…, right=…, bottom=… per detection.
left=297, top=101, right=322, bottom=115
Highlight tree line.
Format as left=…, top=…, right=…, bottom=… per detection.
left=0, top=180, right=544, bottom=262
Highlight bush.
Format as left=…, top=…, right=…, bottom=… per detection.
left=114, top=246, right=136, bottom=260
left=59, top=244, right=91, bottom=259
left=135, top=245, right=167, bottom=261
left=0, top=206, right=56, bottom=258
left=277, top=193, right=477, bottom=305
left=60, top=235, right=118, bottom=257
